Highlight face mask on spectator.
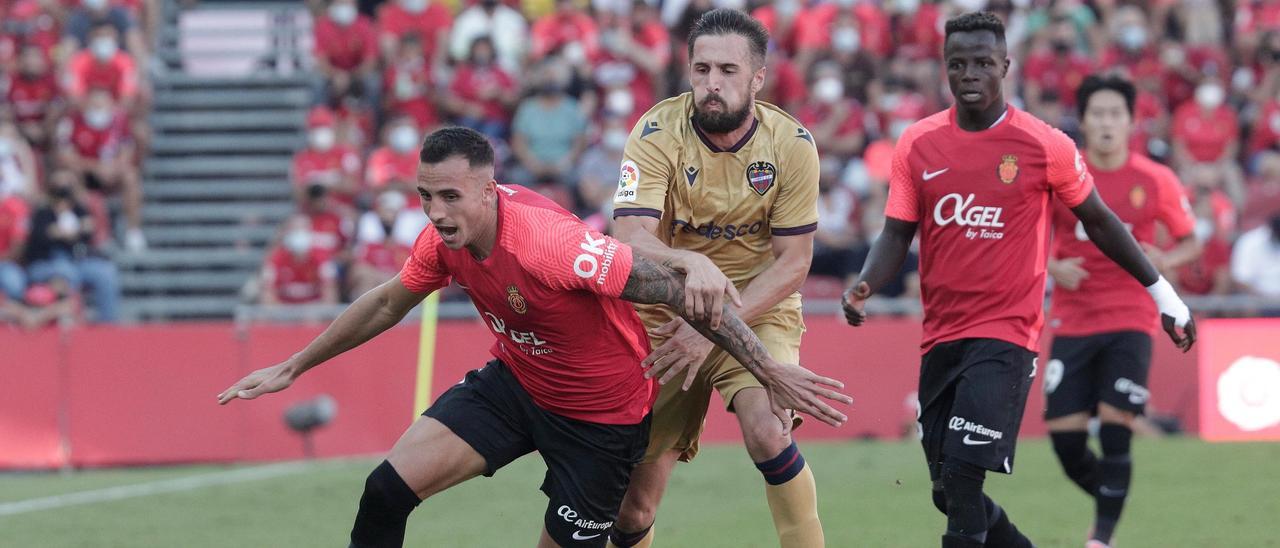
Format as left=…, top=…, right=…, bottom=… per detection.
left=310, top=128, right=336, bottom=151
left=603, top=128, right=628, bottom=151
left=832, top=27, right=860, bottom=54
left=1192, top=218, right=1214, bottom=242
left=400, top=0, right=427, bottom=13
left=834, top=0, right=855, bottom=9
left=329, top=3, right=357, bottom=25
left=562, top=42, right=586, bottom=64
left=90, top=37, right=118, bottom=61
left=894, top=0, right=920, bottom=13
left=1195, top=83, right=1224, bottom=110
left=283, top=230, right=313, bottom=256
left=605, top=89, right=634, bottom=116
left=85, top=108, right=113, bottom=129
left=1118, top=24, right=1147, bottom=52
left=814, top=77, right=844, bottom=104
left=953, top=0, right=986, bottom=12
left=390, top=125, right=419, bottom=153
left=0, top=139, right=12, bottom=159
left=83, top=0, right=108, bottom=10
left=774, top=0, right=799, bottom=18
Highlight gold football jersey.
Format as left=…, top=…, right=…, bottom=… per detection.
left=614, top=92, right=820, bottom=324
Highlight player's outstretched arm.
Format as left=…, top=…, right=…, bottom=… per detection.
left=621, top=255, right=852, bottom=428
left=842, top=217, right=918, bottom=326
left=217, top=275, right=426, bottom=404
left=1070, top=190, right=1196, bottom=352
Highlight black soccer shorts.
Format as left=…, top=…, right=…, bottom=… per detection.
left=423, top=359, right=650, bottom=547
left=1045, top=331, right=1153, bottom=419
left=917, top=338, right=1038, bottom=479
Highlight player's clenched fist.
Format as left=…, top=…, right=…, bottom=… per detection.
left=217, top=362, right=297, bottom=404
left=841, top=281, right=872, bottom=326
left=674, top=253, right=742, bottom=330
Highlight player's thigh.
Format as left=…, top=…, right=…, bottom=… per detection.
left=616, top=449, right=681, bottom=530
left=537, top=414, right=650, bottom=548
left=385, top=416, right=488, bottom=500
left=1097, top=331, right=1154, bottom=419
left=943, top=339, right=1037, bottom=475
left=1044, top=334, right=1106, bottom=421
left=419, top=361, right=537, bottom=480
left=641, top=351, right=721, bottom=463
left=1045, top=411, right=1092, bottom=432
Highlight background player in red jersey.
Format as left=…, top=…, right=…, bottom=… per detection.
left=841, top=13, right=1195, bottom=548
left=1044, top=75, right=1202, bottom=548
left=218, top=128, right=849, bottom=548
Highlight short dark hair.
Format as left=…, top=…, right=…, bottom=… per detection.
left=944, top=12, right=1006, bottom=45
left=1076, top=74, right=1136, bottom=118
left=687, top=8, right=769, bottom=68
left=420, top=127, right=494, bottom=168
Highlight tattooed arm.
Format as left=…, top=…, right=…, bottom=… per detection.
left=620, top=255, right=852, bottom=428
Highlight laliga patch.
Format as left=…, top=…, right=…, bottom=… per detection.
left=615, top=160, right=639, bottom=203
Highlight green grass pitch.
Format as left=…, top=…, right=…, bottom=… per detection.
left=3, top=438, right=1277, bottom=547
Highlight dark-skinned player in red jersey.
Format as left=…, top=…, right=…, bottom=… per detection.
left=1044, top=74, right=1201, bottom=548
left=217, top=128, right=851, bottom=548
left=841, top=13, right=1195, bottom=548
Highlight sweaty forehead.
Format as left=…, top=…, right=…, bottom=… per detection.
left=692, top=34, right=755, bottom=66
left=944, top=31, right=1005, bottom=59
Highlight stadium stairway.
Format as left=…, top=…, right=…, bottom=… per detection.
left=118, top=1, right=313, bottom=321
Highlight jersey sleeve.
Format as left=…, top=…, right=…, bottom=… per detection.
left=1154, top=167, right=1196, bottom=239
left=398, top=227, right=452, bottom=294
left=517, top=212, right=635, bottom=298
left=883, top=128, right=921, bottom=222
left=612, top=118, right=671, bottom=219
left=770, top=131, right=820, bottom=235
left=1042, top=134, right=1095, bottom=207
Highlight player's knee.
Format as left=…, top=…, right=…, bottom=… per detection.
left=614, top=499, right=656, bottom=533
left=1098, top=423, right=1132, bottom=458
left=1050, top=430, right=1089, bottom=468
left=359, top=460, right=421, bottom=514
left=940, top=458, right=986, bottom=500
left=931, top=482, right=948, bottom=515
left=739, top=405, right=791, bottom=459
left=1097, top=404, right=1136, bottom=427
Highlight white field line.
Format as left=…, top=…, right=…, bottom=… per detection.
left=0, top=459, right=359, bottom=517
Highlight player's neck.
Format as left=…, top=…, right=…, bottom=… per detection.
left=1087, top=147, right=1129, bottom=172
left=701, top=112, right=758, bottom=150
left=465, top=203, right=500, bottom=260
left=955, top=99, right=1007, bottom=132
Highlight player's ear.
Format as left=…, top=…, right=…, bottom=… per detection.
left=751, top=65, right=767, bottom=95
left=1002, top=57, right=1010, bottom=78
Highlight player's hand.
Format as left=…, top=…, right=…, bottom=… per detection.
left=1048, top=257, right=1089, bottom=291
left=841, top=281, right=871, bottom=326
left=1162, top=313, right=1197, bottom=353
left=761, top=361, right=852, bottom=429
left=217, top=363, right=297, bottom=405
left=673, top=253, right=742, bottom=330
left=642, top=319, right=715, bottom=390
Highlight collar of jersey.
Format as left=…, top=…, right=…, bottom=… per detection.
left=690, top=116, right=759, bottom=153
left=949, top=104, right=1013, bottom=135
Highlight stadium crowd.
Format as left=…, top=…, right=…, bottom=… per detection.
left=1, top=0, right=159, bottom=327
left=2, top=0, right=1278, bottom=322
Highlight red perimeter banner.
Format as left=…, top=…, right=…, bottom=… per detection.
left=1197, top=319, right=1280, bottom=442
left=0, top=316, right=1201, bottom=468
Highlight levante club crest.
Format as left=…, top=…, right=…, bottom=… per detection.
left=998, top=155, right=1019, bottom=184
left=507, top=285, right=527, bottom=314
left=746, top=161, right=776, bottom=195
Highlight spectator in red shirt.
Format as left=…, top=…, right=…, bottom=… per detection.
left=1023, top=16, right=1095, bottom=114
left=1173, top=183, right=1235, bottom=296
left=382, top=32, right=441, bottom=131
left=65, top=23, right=141, bottom=111
left=299, top=183, right=352, bottom=265
left=750, top=0, right=810, bottom=56
left=5, top=0, right=62, bottom=59
left=443, top=35, right=518, bottom=140
left=0, top=193, right=29, bottom=301
left=260, top=216, right=339, bottom=306
left=364, top=116, right=420, bottom=202
left=56, top=88, right=145, bottom=251
left=756, top=45, right=807, bottom=113
left=60, top=0, right=148, bottom=65
left=312, top=0, right=380, bottom=106
left=794, top=0, right=890, bottom=69
left=529, top=0, right=599, bottom=62
left=795, top=61, right=866, bottom=161
left=376, top=0, right=452, bottom=67
left=291, top=106, right=363, bottom=207
left=348, top=190, right=415, bottom=297
left=593, top=1, right=670, bottom=121
left=4, top=44, right=64, bottom=148
left=1172, top=79, right=1240, bottom=168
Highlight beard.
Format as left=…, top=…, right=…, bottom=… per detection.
left=692, top=93, right=752, bottom=134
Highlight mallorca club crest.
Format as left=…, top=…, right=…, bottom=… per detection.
left=506, top=285, right=527, bottom=314
left=746, top=161, right=777, bottom=196
left=997, top=155, right=1019, bottom=184
left=1130, top=185, right=1147, bottom=209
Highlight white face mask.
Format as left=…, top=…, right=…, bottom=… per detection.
left=562, top=41, right=586, bottom=64
left=85, top=108, right=113, bottom=129
left=953, top=0, right=987, bottom=11
left=832, top=27, right=860, bottom=54
left=83, top=0, right=108, bottom=10
left=605, top=89, right=634, bottom=116
left=1193, top=218, right=1214, bottom=242
left=0, top=139, right=12, bottom=159
left=1119, top=25, right=1147, bottom=52
left=602, top=129, right=628, bottom=151
left=310, top=128, right=336, bottom=151
left=894, top=0, right=920, bottom=13
left=1196, top=84, right=1225, bottom=110
left=328, top=3, right=358, bottom=25
left=400, top=0, right=427, bottom=13
left=90, top=37, right=117, bottom=62
left=813, top=77, right=844, bottom=104
left=775, top=0, right=799, bottom=18
left=283, top=230, right=313, bottom=255
left=389, top=125, right=419, bottom=153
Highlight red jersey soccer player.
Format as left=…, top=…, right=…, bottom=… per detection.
left=1043, top=75, right=1201, bottom=548
left=219, top=128, right=849, bottom=548
left=841, top=13, right=1195, bottom=548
